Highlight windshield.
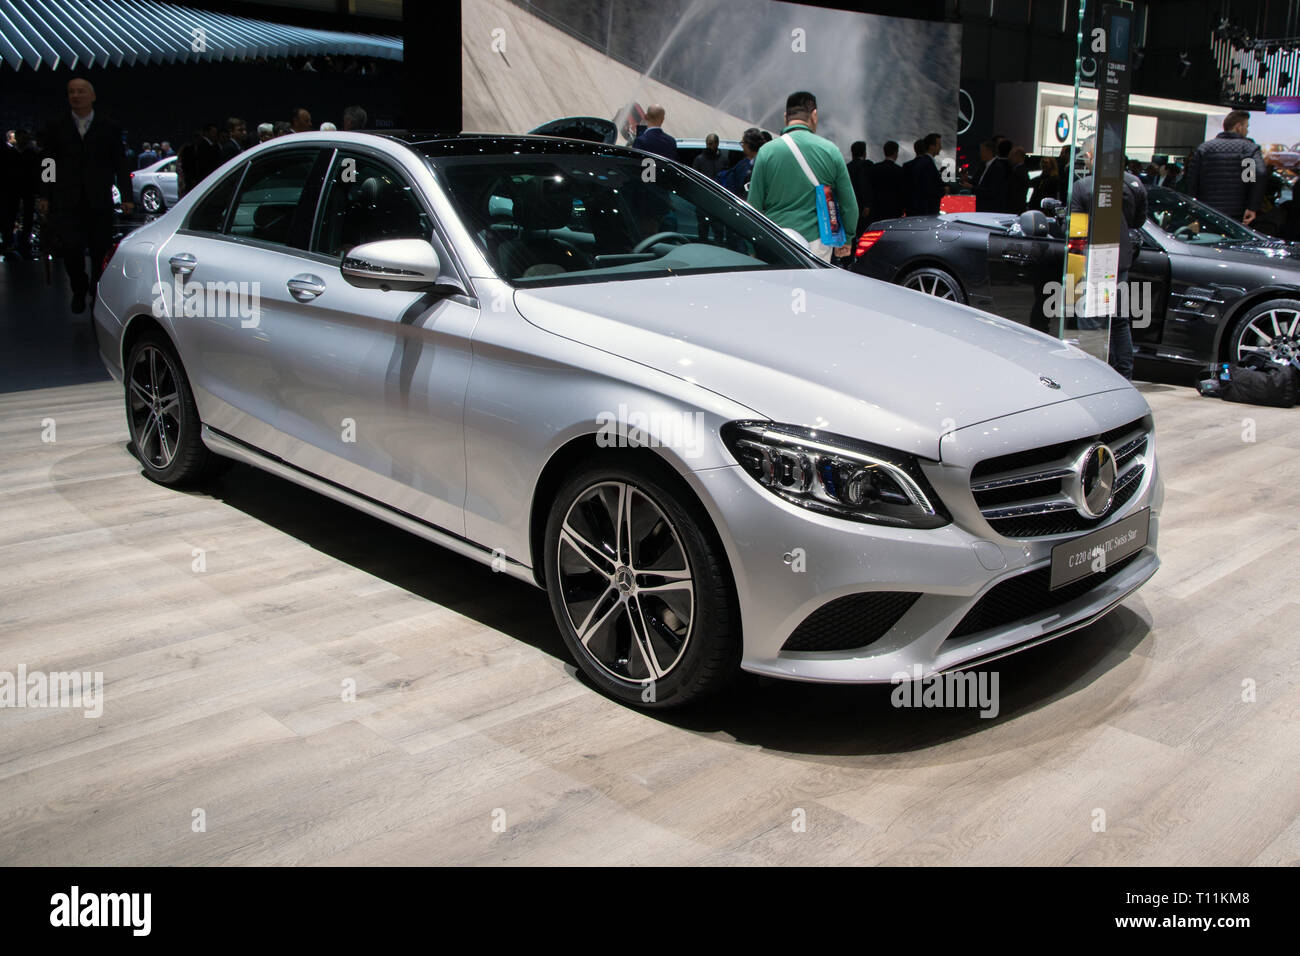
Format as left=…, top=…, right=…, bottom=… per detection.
left=1147, top=187, right=1257, bottom=244
left=427, top=149, right=811, bottom=286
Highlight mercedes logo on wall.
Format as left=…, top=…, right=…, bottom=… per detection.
left=958, top=89, right=974, bottom=135
left=1065, top=443, right=1118, bottom=519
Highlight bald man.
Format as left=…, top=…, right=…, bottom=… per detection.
left=632, top=104, right=678, bottom=161
left=39, top=77, right=133, bottom=313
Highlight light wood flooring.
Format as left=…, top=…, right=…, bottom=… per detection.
left=1, top=379, right=1297, bottom=865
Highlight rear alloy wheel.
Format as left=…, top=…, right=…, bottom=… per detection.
left=544, top=462, right=739, bottom=708
left=900, top=266, right=966, bottom=304
left=1230, top=299, right=1300, bottom=365
left=140, top=185, right=165, bottom=214
left=124, top=333, right=221, bottom=486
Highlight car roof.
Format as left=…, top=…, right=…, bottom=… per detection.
left=376, top=131, right=661, bottom=162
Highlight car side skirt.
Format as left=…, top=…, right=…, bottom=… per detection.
left=200, top=425, right=539, bottom=587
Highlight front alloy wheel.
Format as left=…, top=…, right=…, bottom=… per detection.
left=544, top=462, right=739, bottom=708
left=556, top=480, right=695, bottom=682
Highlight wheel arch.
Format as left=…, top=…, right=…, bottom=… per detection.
left=120, top=312, right=180, bottom=373
left=526, top=435, right=737, bottom=607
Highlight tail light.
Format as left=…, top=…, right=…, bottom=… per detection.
left=102, top=237, right=123, bottom=274
left=855, top=230, right=884, bottom=256
left=1067, top=237, right=1087, bottom=255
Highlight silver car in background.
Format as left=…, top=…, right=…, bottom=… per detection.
left=92, top=131, right=1162, bottom=708
left=131, top=155, right=180, bottom=213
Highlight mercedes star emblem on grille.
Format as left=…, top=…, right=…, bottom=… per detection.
left=1074, top=443, right=1117, bottom=518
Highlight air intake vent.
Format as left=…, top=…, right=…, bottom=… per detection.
left=781, top=591, right=920, bottom=653
left=947, top=552, right=1140, bottom=642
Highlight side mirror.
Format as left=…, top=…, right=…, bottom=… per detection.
left=1040, top=197, right=1062, bottom=215
left=781, top=226, right=810, bottom=250
left=1018, top=210, right=1050, bottom=238
left=341, top=238, right=445, bottom=292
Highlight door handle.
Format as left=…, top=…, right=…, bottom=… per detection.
left=169, top=253, right=197, bottom=275
left=287, top=273, right=326, bottom=302
left=1001, top=251, right=1032, bottom=262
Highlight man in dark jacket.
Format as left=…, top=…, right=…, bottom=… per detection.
left=975, top=139, right=1013, bottom=212
left=867, top=140, right=905, bottom=224
left=632, top=105, right=677, bottom=161
left=0, top=131, right=20, bottom=259
left=846, top=140, right=874, bottom=237
left=1070, top=135, right=1148, bottom=381
left=903, top=133, right=944, bottom=216
left=692, top=134, right=728, bottom=240
left=1185, top=110, right=1265, bottom=225
left=38, top=77, right=133, bottom=313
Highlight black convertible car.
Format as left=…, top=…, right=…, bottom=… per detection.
left=852, top=186, right=1300, bottom=369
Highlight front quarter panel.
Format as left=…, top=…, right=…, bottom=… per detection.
left=461, top=278, right=762, bottom=568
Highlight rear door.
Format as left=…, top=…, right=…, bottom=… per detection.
left=158, top=146, right=331, bottom=457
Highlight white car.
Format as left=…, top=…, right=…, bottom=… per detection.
left=130, top=156, right=180, bottom=213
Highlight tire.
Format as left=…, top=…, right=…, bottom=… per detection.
left=124, top=332, right=221, bottom=486
left=543, top=457, right=740, bottom=709
left=899, top=265, right=967, bottom=304
left=140, top=186, right=165, bottom=214
left=1227, top=298, right=1300, bottom=365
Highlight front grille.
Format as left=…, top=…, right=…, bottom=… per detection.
left=970, top=417, right=1149, bottom=539
left=781, top=591, right=921, bottom=653
left=947, top=551, right=1141, bottom=641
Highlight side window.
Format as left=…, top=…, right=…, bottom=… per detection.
left=313, top=154, right=431, bottom=258
left=160, top=160, right=177, bottom=174
left=227, top=151, right=319, bottom=248
left=186, top=164, right=244, bottom=234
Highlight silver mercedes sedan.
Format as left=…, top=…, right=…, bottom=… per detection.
left=92, top=131, right=1162, bottom=708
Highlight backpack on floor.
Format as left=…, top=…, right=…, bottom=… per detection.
left=1215, top=354, right=1300, bottom=408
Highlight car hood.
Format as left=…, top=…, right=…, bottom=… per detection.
left=1189, top=239, right=1300, bottom=267
left=513, top=268, right=1132, bottom=460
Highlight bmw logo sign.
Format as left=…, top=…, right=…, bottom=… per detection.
left=1055, top=113, right=1071, bottom=142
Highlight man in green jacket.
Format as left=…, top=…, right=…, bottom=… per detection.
left=748, top=91, right=858, bottom=263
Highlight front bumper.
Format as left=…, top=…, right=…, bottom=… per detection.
left=686, top=389, right=1162, bottom=683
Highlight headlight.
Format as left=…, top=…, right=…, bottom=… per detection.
left=721, top=421, right=949, bottom=529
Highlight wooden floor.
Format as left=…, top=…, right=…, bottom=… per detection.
left=1, top=379, right=1297, bottom=866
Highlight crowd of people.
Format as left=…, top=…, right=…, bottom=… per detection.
left=0, top=76, right=370, bottom=311
left=168, top=103, right=368, bottom=198
left=629, top=94, right=947, bottom=263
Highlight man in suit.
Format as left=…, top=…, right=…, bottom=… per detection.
left=904, top=133, right=944, bottom=216
left=846, top=140, right=874, bottom=238
left=866, top=140, right=905, bottom=224
left=974, top=138, right=1012, bottom=212
left=221, top=118, right=247, bottom=160
left=632, top=105, right=678, bottom=161
left=194, top=123, right=223, bottom=184
left=38, top=77, right=133, bottom=313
